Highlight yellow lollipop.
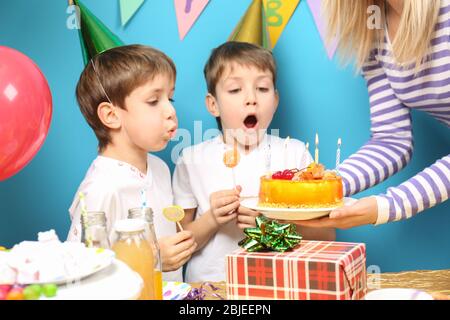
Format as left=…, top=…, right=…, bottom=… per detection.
left=163, top=205, right=185, bottom=231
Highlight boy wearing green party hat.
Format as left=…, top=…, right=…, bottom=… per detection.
left=67, top=1, right=196, bottom=282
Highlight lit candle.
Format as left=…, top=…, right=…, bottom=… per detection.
left=314, top=133, right=319, bottom=164
left=265, top=143, right=271, bottom=175
left=336, top=138, right=342, bottom=169
left=284, top=136, right=290, bottom=169
left=305, top=142, right=309, bottom=153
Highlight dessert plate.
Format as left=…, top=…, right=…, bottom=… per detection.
left=365, top=288, right=433, bottom=300
left=240, top=197, right=356, bottom=221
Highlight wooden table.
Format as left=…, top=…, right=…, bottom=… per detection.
left=190, top=269, right=450, bottom=300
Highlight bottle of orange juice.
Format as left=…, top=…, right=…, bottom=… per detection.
left=128, top=207, right=163, bottom=300
left=112, top=219, right=161, bottom=300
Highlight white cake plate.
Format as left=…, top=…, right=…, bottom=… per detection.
left=240, top=197, right=356, bottom=221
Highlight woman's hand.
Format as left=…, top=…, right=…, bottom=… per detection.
left=289, top=197, right=378, bottom=229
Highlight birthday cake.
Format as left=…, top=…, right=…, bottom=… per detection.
left=258, top=163, right=344, bottom=208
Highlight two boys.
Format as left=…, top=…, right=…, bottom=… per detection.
left=68, top=42, right=334, bottom=283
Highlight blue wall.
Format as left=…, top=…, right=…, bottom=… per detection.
left=1, top=0, right=449, bottom=272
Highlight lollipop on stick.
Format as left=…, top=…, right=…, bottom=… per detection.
left=163, top=205, right=185, bottom=231
left=265, top=143, right=271, bottom=177
left=283, top=136, right=290, bottom=169
left=223, top=138, right=240, bottom=189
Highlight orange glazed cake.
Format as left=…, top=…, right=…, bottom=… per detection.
left=258, top=163, right=344, bottom=208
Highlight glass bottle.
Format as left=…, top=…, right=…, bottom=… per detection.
left=80, top=211, right=110, bottom=249
left=112, top=219, right=162, bottom=300
left=128, top=207, right=163, bottom=300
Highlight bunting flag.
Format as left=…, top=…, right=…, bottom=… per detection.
left=229, top=0, right=271, bottom=50
left=263, top=0, right=300, bottom=48
left=174, top=0, right=210, bottom=40
left=73, top=0, right=125, bottom=65
left=306, top=0, right=337, bottom=59
left=120, top=0, right=145, bottom=27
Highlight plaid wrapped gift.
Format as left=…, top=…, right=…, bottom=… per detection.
left=226, top=240, right=366, bottom=300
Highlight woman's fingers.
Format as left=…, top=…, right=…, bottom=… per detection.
left=291, top=217, right=335, bottom=228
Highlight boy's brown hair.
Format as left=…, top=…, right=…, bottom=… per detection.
left=76, top=44, right=176, bottom=151
left=203, top=41, right=277, bottom=129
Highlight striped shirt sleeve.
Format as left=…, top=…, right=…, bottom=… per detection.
left=337, top=50, right=448, bottom=225
left=376, top=154, right=450, bottom=224
left=338, top=50, right=414, bottom=199
left=340, top=3, right=450, bottom=224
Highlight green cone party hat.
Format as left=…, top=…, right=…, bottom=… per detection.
left=73, top=0, right=125, bottom=65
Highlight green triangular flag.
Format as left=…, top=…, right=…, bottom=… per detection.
left=120, top=0, right=145, bottom=27
left=229, top=0, right=271, bottom=50
left=74, top=0, right=125, bottom=65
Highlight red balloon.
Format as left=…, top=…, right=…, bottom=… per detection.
left=0, top=46, right=52, bottom=181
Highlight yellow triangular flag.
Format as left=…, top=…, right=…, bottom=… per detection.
left=263, top=0, right=300, bottom=47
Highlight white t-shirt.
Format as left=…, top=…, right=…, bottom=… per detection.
left=67, top=155, right=182, bottom=282
left=173, top=134, right=313, bottom=282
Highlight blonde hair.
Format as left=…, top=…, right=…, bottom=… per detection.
left=324, top=0, right=441, bottom=71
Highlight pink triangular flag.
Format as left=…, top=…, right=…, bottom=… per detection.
left=306, top=0, right=337, bottom=59
left=174, top=0, right=210, bottom=40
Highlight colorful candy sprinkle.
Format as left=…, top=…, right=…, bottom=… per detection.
left=6, top=288, right=24, bottom=300
left=0, top=283, right=57, bottom=300
left=23, top=285, right=42, bottom=300
left=42, top=284, right=58, bottom=298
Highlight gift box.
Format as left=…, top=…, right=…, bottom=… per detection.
left=226, top=240, right=367, bottom=300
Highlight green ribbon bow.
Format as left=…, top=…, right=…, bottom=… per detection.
left=238, top=216, right=302, bottom=252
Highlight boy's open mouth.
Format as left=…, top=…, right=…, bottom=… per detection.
left=243, top=115, right=258, bottom=129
